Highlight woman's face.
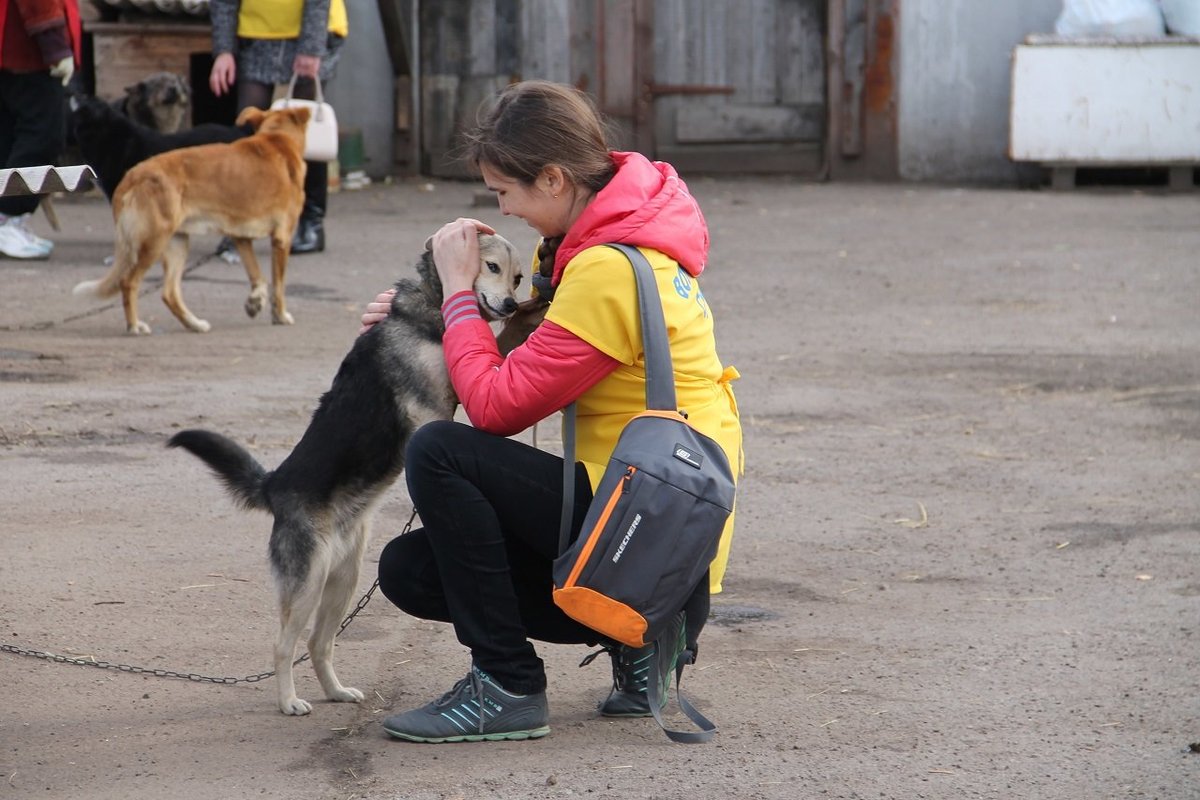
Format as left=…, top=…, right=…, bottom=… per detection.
left=479, top=162, right=570, bottom=238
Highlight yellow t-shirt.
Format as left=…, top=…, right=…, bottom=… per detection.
left=238, top=0, right=349, bottom=39
left=546, top=245, right=743, bottom=593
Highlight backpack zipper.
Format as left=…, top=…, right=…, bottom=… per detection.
left=563, top=466, right=636, bottom=587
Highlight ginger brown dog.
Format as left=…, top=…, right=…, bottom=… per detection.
left=73, top=106, right=310, bottom=335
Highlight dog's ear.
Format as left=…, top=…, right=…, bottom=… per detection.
left=237, top=106, right=268, bottom=129
left=290, top=106, right=312, bottom=127
left=123, top=82, right=145, bottom=101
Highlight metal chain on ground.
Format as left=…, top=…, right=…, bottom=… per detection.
left=0, top=251, right=219, bottom=332
left=2, top=509, right=417, bottom=685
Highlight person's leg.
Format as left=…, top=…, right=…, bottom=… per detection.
left=0, top=72, right=64, bottom=258
left=235, top=80, right=273, bottom=114
left=288, top=76, right=325, bottom=254
left=379, top=521, right=604, bottom=647
left=379, top=421, right=595, bottom=742
left=384, top=420, right=595, bottom=692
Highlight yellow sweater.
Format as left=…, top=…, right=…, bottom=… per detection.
left=238, top=0, right=348, bottom=39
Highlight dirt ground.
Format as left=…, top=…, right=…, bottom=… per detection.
left=1, top=177, right=1197, bottom=800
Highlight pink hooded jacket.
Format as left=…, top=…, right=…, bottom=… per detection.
left=441, top=151, right=710, bottom=435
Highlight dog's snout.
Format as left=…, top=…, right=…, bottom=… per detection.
left=502, top=298, right=519, bottom=315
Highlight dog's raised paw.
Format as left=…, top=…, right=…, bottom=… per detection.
left=272, top=310, right=295, bottom=325
left=128, top=321, right=152, bottom=335
left=280, top=696, right=313, bottom=716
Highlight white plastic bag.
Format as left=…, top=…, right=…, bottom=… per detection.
left=1054, top=0, right=1166, bottom=37
left=1160, top=0, right=1200, bottom=35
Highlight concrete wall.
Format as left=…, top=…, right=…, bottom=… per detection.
left=324, top=0, right=396, bottom=180
left=898, top=0, right=1060, bottom=183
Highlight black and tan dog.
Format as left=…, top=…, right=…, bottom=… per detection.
left=168, top=233, right=524, bottom=716
left=112, top=72, right=191, bottom=134
left=72, top=106, right=309, bottom=335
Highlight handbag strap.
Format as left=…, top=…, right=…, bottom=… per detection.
left=557, top=243, right=676, bottom=555
left=282, top=74, right=327, bottom=121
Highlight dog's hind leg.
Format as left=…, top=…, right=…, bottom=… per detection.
left=268, top=231, right=294, bottom=325
left=306, top=515, right=371, bottom=705
left=272, top=551, right=329, bottom=716
left=160, top=233, right=210, bottom=332
left=118, top=235, right=168, bottom=336
left=233, top=238, right=268, bottom=318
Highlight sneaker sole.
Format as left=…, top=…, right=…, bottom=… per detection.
left=384, top=725, right=550, bottom=743
left=0, top=249, right=51, bottom=260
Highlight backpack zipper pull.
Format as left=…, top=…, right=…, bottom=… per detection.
left=622, top=466, right=635, bottom=493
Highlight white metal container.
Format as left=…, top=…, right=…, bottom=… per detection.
left=1009, top=36, right=1200, bottom=165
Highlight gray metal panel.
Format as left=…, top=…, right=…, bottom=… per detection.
left=0, top=165, right=97, bottom=197
left=520, top=0, right=572, bottom=82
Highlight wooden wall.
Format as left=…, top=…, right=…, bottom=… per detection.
left=419, top=0, right=829, bottom=177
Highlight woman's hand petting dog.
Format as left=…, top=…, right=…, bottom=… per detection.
left=429, top=218, right=496, bottom=298
left=358, top=289, right=396, bottom=335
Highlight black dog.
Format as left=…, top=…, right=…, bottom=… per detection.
left=68, top=94, right=252, bottom=199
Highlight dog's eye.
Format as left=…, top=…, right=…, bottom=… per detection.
left=486, top=261, right=500, bottom=274
left=514, top=274, right=523, bottom=289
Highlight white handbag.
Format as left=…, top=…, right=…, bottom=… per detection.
left=270, top=75, right=339, bottom=162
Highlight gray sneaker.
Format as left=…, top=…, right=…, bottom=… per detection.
left=383, top=665, right=550, bottom=743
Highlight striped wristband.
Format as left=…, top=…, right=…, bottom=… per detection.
left=442, top=291, right=481, bottom=331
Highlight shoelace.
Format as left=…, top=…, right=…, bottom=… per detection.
left=434, top=668, right=488, bottom=734
left=579, top=645, right=647, bottom=693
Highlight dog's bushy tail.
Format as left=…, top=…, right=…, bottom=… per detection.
left=168, top=429, right=270, bottom=511
left=72, top=274, right=120, bottom=299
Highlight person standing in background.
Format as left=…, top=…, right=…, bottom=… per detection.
left=208, top=0, right=347, bottom=255
left=0, top=0, right=80, bottom=260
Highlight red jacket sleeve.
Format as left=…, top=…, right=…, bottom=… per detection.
left=441, top=290, right=620, bottom=435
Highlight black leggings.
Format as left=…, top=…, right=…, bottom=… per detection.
left=236, top=78, right=325, bottom=213
left=0, top=71, right=65, bottom=217
left=377, top=420, right=710, bottom=695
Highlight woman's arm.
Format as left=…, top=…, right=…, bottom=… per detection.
left=440, top=292, right=619, bottom=435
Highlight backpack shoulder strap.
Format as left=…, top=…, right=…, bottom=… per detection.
left=558, top=243, right=676, bottom=554
left=646, top=613, right=717, bottom=743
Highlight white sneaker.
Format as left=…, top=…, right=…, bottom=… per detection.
left=0, top=213, right=53, bottom=259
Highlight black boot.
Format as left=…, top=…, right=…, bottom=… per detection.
left=291, top=160, right=327, bottom=254
left=290, top=201, right=325, bottom=254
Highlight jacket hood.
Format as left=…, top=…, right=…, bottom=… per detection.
left=553, top=151, right=709, bottom=283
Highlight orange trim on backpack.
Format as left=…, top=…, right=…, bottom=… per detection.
left=552, top=586, right=649, bottom=648
left=562, top=466, right=637, bottom=588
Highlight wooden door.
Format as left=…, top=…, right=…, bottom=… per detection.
left=595, top=0, right=826, bottom=174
